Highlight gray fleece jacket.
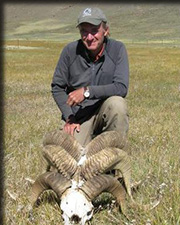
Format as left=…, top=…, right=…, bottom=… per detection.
left=51, top=38, right=129, bottom=123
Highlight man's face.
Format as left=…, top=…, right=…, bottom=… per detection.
left=79, top=22, right=108, bottom=54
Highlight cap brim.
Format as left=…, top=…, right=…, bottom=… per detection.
left=76, top=18, right=103, bottom=27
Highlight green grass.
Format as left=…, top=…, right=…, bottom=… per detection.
left=4, top=40, right=180, bottom=225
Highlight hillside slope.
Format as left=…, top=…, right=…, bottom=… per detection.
left=4, top=3, right=180, bottom=42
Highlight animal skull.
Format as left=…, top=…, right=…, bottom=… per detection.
left=60, top=189, right=93, bottom=225
left=31, top=131, right=132, bottom=223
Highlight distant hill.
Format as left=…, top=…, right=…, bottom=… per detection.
left=4, top=3, right=180, bottom=42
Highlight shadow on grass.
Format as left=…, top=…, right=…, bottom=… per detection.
left=34, top=190, right=60, bottom=208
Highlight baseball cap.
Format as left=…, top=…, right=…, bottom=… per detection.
left=77, top=7, right=107, bottom=26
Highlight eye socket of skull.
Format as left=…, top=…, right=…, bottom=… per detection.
left=87, top=210, right=92, bottom=216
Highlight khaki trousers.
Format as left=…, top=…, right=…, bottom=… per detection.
left=74, top=96, right=129, bottom=147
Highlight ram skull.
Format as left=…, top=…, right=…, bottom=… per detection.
left=31, top=130, right=133, bottom=224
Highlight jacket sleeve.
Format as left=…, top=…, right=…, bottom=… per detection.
left=51, top=46, right=73, bottom=121
left=88, top=43, right=129, bottom=99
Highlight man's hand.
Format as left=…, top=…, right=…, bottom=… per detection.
left=67, top=87, right=85, bottom=106
left=63, top=115, right=80, bottom=136
left=63, top=122, right=80, bottom=136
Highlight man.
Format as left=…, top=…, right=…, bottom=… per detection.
left=51, top=7, right=129, bottom=146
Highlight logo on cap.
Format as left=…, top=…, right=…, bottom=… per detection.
left=82, top=8, right=92, bottom=17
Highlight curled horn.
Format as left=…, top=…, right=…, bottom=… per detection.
left=81, top=148, right=125, bottom=178
left=43, top=145, right=78, bottom=179
left=85, top=131, right=127, bottom=157
left=31, top=172, right=71, bottom=206
left=43, top=130, right=82, bottom=162
left=81, top=147, right=132, bottom=199
left=80, top=174, right=127, bottom=214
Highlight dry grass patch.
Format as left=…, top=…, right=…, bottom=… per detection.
left=4, top=40, right=180, bottom=225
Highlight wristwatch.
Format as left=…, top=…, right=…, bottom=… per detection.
left=84, top=87, right=90, bottom=98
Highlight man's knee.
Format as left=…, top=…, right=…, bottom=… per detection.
left=102, top=96, right=128, bottom=114
left=99, top=96, right=129, bottom=134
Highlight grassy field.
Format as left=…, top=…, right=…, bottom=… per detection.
left=3, top=39, right=180, bottom=225
left=4, top=4, right=180, bottom=43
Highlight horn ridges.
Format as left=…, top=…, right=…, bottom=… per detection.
left=85, top=131, right=127, bottom=157
left=43, top=145, right=77, bottom=179
left=43, top=130, right=82, bottom=161
left=80, top=174, right=127, bottom=214
left=31, top=172, right=71, bottom=206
